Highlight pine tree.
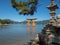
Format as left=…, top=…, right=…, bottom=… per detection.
left=11, top=0, right=38, bottom=15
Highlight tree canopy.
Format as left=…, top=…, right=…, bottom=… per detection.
left=11, top=0, right=60, bottom=15
left=11, top=0, right=38, bottom=15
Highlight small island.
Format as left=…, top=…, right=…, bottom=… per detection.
left=0, top=19, right=20, bottom=26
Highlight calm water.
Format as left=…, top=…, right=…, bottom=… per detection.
left=0, top=24, right=46, bottom=45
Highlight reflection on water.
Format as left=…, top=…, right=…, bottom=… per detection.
left=27, top=26, right=35, bottom=34
left=27, top=26, right=30, bottom=34
left=0, top=25, right=9, bottom=30
left=0, top=24, right=46, bottom=45
left=27, top=25, right=36, bottom=41
left=32, top=26, right=35, bottom=34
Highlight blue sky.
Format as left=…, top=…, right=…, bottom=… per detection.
left=0, top=0, right=60, bottom=22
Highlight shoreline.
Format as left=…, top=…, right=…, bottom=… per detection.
left=0, top=24, right=8, bottom=26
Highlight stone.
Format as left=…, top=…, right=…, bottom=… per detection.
left=57, top=15, right=60, bottom=27
left=25, top=0, right=60, bottom=45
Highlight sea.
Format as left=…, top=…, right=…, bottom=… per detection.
left=0, top=24, right=46, bottom=45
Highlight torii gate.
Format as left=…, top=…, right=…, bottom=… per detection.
left=27, top=18, right=37, bottom=34
left=27, top=18, right=37, bottom=27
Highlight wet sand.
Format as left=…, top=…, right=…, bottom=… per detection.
left=0, top=38, right=29, bottom=45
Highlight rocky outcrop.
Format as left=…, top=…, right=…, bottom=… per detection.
left=25, top=24, right=60, bottom=45
left=25, top=0, right=60, bottom=45
left=38, top=24, right=60, bottom=45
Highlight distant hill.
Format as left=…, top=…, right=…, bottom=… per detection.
left=0, top=19, right=49, bottom=24
left=20, top=20, right=49, bottom=24
left=35, top=20, right=49, bottom=24
left=0, top=19, right=20, bottom=24
left=19, top=21, right=27, bottom=24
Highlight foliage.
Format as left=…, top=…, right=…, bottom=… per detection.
left=0, top=19, right=14, bottom=24
left=11, top=0, right=38, bottom=15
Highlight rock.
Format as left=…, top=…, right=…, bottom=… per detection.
left=38, top=24, right=60, bottom=45
left=57, top=15, right=60, bottom=27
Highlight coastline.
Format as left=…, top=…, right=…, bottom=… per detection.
left=0, top=24, right=8, bottom=26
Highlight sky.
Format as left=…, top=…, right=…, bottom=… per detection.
left=0, top=0, right=60, bottom=22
